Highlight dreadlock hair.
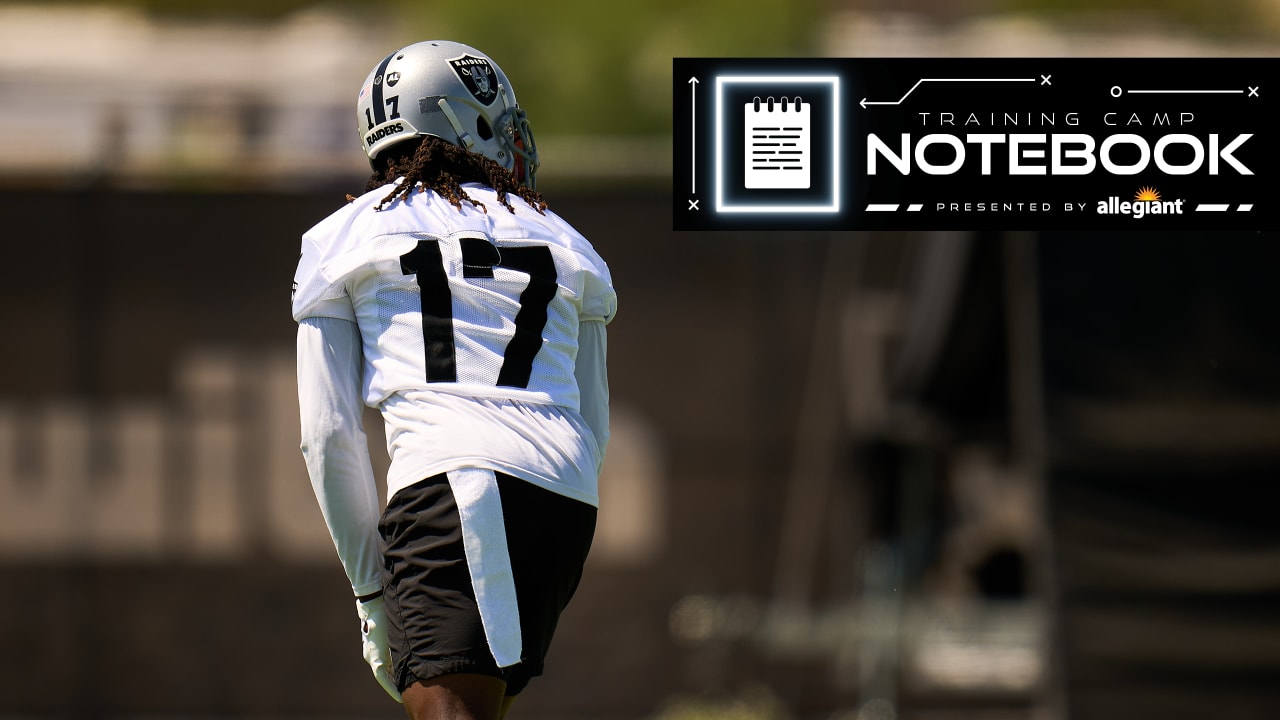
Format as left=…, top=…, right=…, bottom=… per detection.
left=358, top=135, right=547, bottom=215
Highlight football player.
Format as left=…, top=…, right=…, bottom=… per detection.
left=292, top=40, right=616, bottom=720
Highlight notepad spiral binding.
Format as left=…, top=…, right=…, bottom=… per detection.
left=751, top=96, right=805, bottom=112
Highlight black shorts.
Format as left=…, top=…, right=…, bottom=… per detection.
left=378, top=469, right=596, bottom=696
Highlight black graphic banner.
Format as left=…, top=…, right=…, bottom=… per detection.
left=674, top=58, right=1274, bottom=231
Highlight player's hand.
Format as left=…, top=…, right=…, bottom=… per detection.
left=356, top=595, right=403, bottom=703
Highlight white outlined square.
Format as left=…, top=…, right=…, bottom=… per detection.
left=715, top=75, right=841, bottom=214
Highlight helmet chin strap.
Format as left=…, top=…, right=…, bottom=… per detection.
left=436, top=98, right=475, bottom=150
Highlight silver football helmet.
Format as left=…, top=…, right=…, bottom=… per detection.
left=356, top=40, right=539, bottom=188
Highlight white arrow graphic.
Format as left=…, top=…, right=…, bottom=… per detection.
left=689, top=76, right=699, bottom=193
left=860, top=77, right=1037, bottom=108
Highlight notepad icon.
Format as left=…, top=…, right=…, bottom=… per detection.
left=744, top=96, right=811, bottom=189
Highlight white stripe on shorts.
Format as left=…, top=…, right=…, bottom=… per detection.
left=446, top=467, right=522, bottom=668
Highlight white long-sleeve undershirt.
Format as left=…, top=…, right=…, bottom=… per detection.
left=297, top=316, right=383, bottom=597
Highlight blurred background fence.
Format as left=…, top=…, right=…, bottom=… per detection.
left=2, top=2, right=1280, bottom=719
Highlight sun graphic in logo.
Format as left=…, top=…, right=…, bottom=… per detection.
left=1135, top=186, right=1162, bottom=202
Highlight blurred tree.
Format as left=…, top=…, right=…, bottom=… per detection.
left=996, top=0, right=1272, bottom=37
left=391, top=0, right=822, bottom=135
left=53, top=0, right=363, bottom=19
left=44, top=0, right=821, bottom=137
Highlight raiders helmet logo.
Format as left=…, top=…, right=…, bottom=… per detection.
left=448, top=54, right=498, bottom=105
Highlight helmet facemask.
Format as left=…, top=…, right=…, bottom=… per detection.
left=505, top=106, right=539, bottom=190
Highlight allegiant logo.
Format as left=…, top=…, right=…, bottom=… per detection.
left=1096, top=186, right=1185, bottom=218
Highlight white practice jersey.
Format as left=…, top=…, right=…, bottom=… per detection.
left=294, top=182, right=616, bottom=507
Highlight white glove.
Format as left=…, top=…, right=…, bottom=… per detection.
left=356, top=595, right=403, bottom=703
